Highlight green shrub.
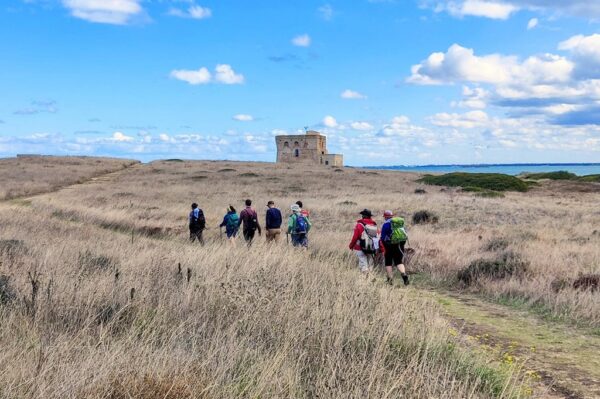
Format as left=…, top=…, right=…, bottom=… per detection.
left=458, top=251, right=528, bottom=286
left=579, top=174, right=600, bottom=182
left=418, top=173, right=529, bottom=192
left=413, top=210, right=438, bottom=224
left=239, top=172, right=260, bottom=178
left=164, top=159, right=184, bottom=162
left=522, top=171, right=577, bottom=180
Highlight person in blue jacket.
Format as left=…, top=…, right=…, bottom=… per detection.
left=219, top=205, right=239, bottom=243
left=380, top=210, right=409, bottom=286
left=265, top=200, right=283, bottom=242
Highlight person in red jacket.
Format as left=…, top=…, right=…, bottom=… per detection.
left=349, top=209, right=378, bottom=274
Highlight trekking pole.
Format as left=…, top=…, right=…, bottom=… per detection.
left=220, top=226, right=223, bottom=240
left=286, top=233, right=289, bottom=245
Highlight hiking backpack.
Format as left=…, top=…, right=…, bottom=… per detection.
left=246, top=210, right=258, bottom=231
left=390, top=217, right=408, bottom=244
left=191, top=209, right=206, bottom=229
left=295, top=214, right=308, bottom=234
left=359, top=223, right=379, bottom=254
left=226, top=213, right=239, bottom=232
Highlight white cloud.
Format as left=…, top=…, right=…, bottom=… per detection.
left=341, top=89, right=367, bottom=99
left=292, top=34, right=311, bottom=47
left=391, top=115, right=410, bottom=124
left=446, top=0, right=518, bottom=19
left=408, top=44, right=573, bottom=86
left=112, top=131, right=134, bottom=142
left=170, top=67, right=212, bottom=85
left=323, top=115, right=338, bottom=128
left=159, top=133, right=171, bottom=142
left=62, top=0, right=143, bottom=25
left=233, top=114, right=254, bottom=122
left=350, top=121, right=374, bottom=131
left=170, top=64, right=244, bottom=85
left=318, top=4, right=334, bottom=20
left=453, top=86, right=489, bottom=109
left=527, top=17, right=538, bottom=30
left=169, top=4, right=212, bottom=19
left=429, top=110, right=489, bottom=128
left=214, top=64, right=245, bottom=84
left=424, top=0, right=600, bottom=20
left=559, top=34, right=600, bottom=78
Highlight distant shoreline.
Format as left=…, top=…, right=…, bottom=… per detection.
left=366, top=163, right=600, bottom=176
left=368, top=163, right=600, bottom=168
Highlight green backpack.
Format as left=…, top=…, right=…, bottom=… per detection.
left=390, top=217, right=408, bottom=244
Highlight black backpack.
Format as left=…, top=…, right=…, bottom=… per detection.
left=192, top=209, right=206, bottom=229
left=246, top=210, right=258, bottom=231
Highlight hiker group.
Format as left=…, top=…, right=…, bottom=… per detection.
left=189, top=203, right=410, bottom=286
left=189, top=199, right=311, bottom=248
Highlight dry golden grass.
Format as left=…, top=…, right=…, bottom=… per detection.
left=0, top=156, right=138, bottom=200
left=28, top=159, right=600, bottom=326
left=1, top=157, right=598, bottom=398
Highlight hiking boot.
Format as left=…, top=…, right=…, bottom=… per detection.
left=402, top=274, right=409, bottom=286
left=386, top=277, right=393, bottom=286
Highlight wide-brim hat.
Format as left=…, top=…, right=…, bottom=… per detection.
left=384, top=210, right=394, bottom=217
left=359, top=209, right=373, bottom=217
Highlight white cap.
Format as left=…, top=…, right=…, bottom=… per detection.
left=291, top=204, right=300, bottom=212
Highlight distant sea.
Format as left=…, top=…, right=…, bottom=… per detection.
left=368, top=163, right=600, bottom=176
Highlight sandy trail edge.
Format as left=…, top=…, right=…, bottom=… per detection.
left=403, top=286, right=600, bottom=398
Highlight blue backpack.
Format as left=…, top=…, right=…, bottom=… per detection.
left=226, top=213, right=239, bottom=232
left=295, top=214, right=308, bottom=234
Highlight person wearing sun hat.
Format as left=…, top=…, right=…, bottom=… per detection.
left=349, top=209, right=379, bottom=274
left=380, top=210, right=409, bottom=286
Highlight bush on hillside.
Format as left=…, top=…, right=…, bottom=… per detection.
left=522, top=171, right=577, bottom=180
left=418, top=172, right=529, bottom=192
left=414, top=188, right=427, bottom=194
left=412, top=210, right=438, bottom=225
left=458, top=251, right=528, bottom=286
left=579, top=174, right=600, bottom=182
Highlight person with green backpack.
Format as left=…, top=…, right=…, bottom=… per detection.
left=288, top=204, right=311, bottom=248
left=219, top=205, right=240, bottom=244
left=380, top=210, right=409, bottom=286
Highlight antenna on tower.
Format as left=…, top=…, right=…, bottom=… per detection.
left=304, top=126, right=309, bottom=133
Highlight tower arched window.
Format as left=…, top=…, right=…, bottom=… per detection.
left=295, top=149, right=300, bottom=157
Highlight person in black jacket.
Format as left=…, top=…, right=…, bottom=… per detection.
left=265, top=200, right=282, bottom=242
left=188, top=203, right=206, bottom=244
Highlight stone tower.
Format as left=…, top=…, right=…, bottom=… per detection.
left=275, top=130, right=343, bottom=167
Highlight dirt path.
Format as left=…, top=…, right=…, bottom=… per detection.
left=404, top=285, right=600, bottom=398
left=1, top=161, right=140, bottom=203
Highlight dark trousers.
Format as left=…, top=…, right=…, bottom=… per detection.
left=243, top=229, right=256, bottom=245
left=189, top=227, right=204, bottom=244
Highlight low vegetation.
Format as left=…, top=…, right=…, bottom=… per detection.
left=523, top=170, right=600, bottom=183
left=0, top=157, right=598, bottom=397
left=418, top=172, right=530, bottom=192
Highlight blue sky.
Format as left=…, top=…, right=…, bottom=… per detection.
left=1, top=0, right=600, bottom=165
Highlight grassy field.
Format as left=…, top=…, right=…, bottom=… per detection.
left=0, top=156, right=139, bottom=200
left=1, top=157, right=599, bottom=398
